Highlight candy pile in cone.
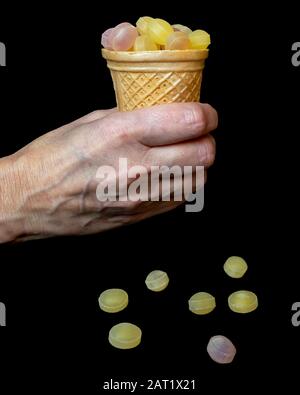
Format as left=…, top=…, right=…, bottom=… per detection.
left=101, top=17, right=211, bottom=52
left=101, top=17, right=211, bottom=111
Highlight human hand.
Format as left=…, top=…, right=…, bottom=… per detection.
left=0, top=103, right=217, bottom=242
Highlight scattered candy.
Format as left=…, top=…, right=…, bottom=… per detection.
left=145, top=270, right=169, bottom=292
left=109, top=323, right=142, bottom=349
left=148, top=18, right=174, bottom=45
left=98, top=253, right=258, bottom=362
left=172, top=24, right=192, bottom=35
left=228, top=290, right=258, bottom=313
left=136, top=16, right=154, bottom=35
left=188, top=292, right=216, bottom=315
left=224, top=256, right=248, bottom=278
left=166, top=31, right=190, bottom=50
left=207, top=335, right=237, bottom=364
left=189, top=29, right=211, bottom=50
left=134, top=35, right=159, bottom=51
left=98, top=288, right=128, bottom=313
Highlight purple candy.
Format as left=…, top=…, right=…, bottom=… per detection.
left=207, top=335, right=237, bottom=364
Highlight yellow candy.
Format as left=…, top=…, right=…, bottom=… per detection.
left=188, top=292, right=216, bottom=315
left=148, top=18, right=174, bottom=45
left=136, top=16, right=154, bottom=35
left=166, top=31, right=190, bottom=50
left=172, top=24, right=192, bottom=35
left=189, top=29, right=211, bottom=50
left=228, top=290, right=258, bottom=313
left=98, top=288, right=128, bottom=313
left=224, top=256, right=248, bottom=278
left=109, top=323, right=142, bottom=349
left=145, top=270, right=169, bottom=292
left=134, top=35, right=159, bottom=51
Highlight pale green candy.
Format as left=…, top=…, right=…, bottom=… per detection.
left=224, top=256, right=248, bottom=278
left=189, top=292, right=216, bottom=315
left=136, top=16, right=154, bottom=35
left=145, top=270, right=169, bottom=292
left=148, top=18, right=174, bottom=45
left=228, top=290, right=258, bottom=313
left=109, top=323, right=142, bottom=349
left=98, top=288, right=128, bottom=313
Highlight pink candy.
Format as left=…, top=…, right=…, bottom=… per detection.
left=101, top=27, right=115, bottom=50
left=101, top=22, right=138, bottom=51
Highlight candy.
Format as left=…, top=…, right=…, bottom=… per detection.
left=207, top=335, right=237, bottom=364
left=148, top=18, right=174, bottom=45
left=102, top=20, right=212, bottom=52
left=228, top=290, right=258, bottom=313
left=136, top=16, right=154, bottom=35
left=188, top=292, right=216, bottom=315
left=109, top=323, right=142, bottom=349
left=224, top=256, right=248, bottom=278
left=172, top=24, right=192, bottom=35
left=189, top=29, right=211, bottom=50
left=134, top=35, right=159, bottom=51
left=166, top=31, right=190, bottom=50
left=145, top=270, right=169, bottom=292
left=98, top=288, right=128, bottom=313
left=111, top=22, right=138, bottom=51
left=101, top=27, right=115, bottom=50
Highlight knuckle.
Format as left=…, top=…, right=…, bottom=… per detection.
left=205, top=104, right=219, bottom=130
left=212, top=108, right=219, bottom=129
left=184, top=103, right=208, bottom=132
left=199, top=135, right=216, bottom=167
left=117, top=128, right=131, bottom=144
left=90, top=110, right=103, bottom=119
left=97, top=114, right=132, bottom=143
left=83, top=110, right=104, bottom=124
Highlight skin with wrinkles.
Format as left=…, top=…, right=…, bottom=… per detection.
left=0, top=103, right=218, bottom=243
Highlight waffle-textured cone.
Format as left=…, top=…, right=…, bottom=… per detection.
left=102, top=49, right=208, bottom=111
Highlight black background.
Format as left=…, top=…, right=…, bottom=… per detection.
left=0, top=4, right=299, bottom=393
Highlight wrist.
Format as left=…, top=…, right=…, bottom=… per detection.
left=0, top=154, right=28, bottom=243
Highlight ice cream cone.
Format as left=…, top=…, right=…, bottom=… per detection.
left=101, top=49, right=208, bottom=111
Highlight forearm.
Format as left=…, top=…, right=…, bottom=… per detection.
left=0, top=147, right=69, bottom=243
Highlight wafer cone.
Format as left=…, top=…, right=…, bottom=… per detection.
left=102, top=49, right=208, bottom=111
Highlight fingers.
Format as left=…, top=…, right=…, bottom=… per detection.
left=144, top=135, right=216, bottom=168
left=103, top=102, right=218, bottom=146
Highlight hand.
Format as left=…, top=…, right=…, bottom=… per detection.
left=0, top=103, right=217, bottom=242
